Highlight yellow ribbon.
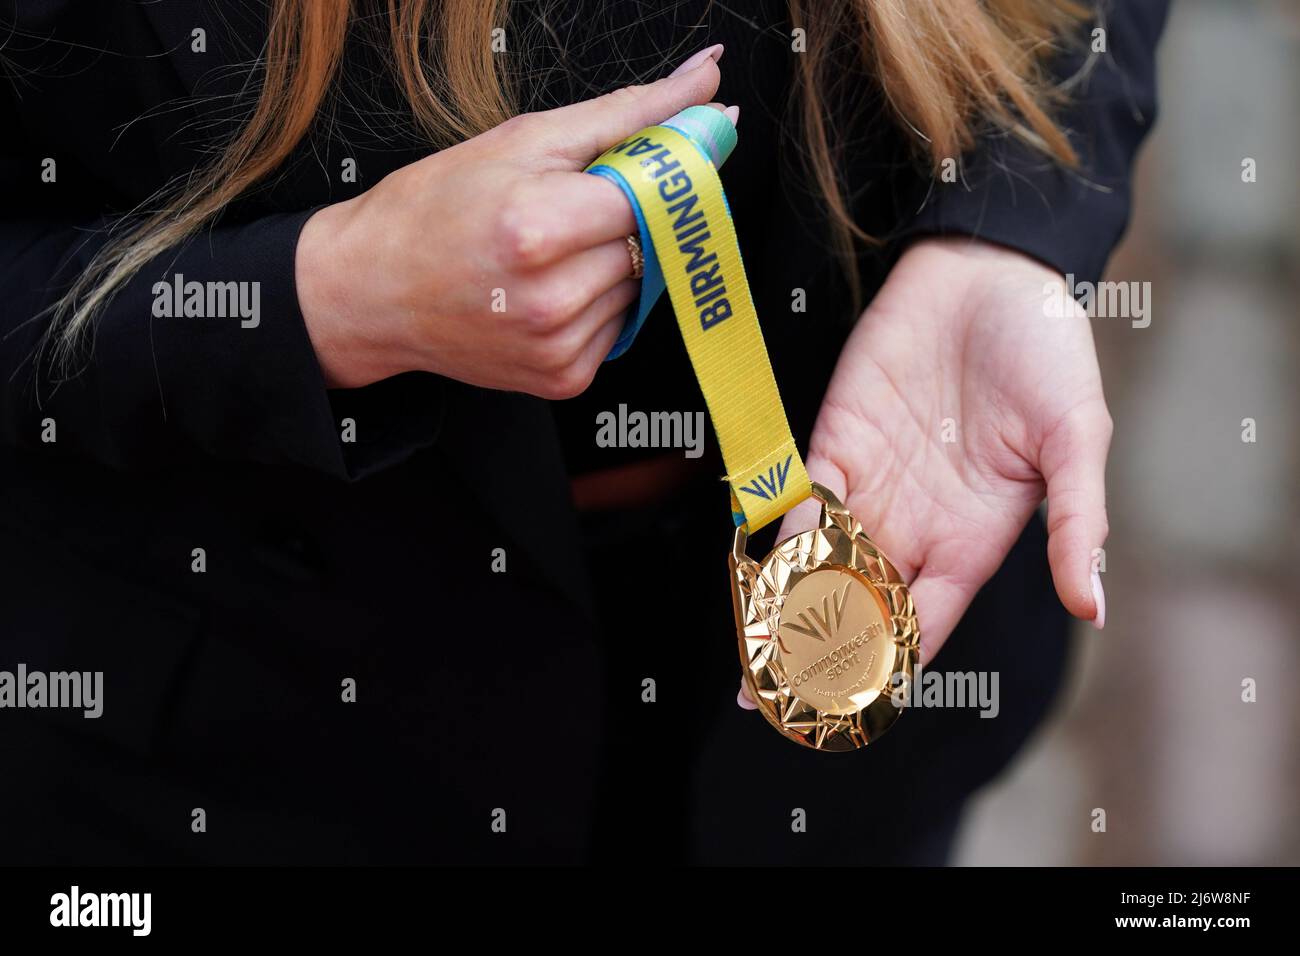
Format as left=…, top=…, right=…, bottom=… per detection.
left=587, top=125, right=810, bottom=532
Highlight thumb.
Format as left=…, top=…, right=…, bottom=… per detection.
left=530, top=44, right=723, bottom=167
left=1041, top=401, right=1113, bottom=629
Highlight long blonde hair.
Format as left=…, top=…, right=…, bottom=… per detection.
left=49, top=0, right=1086, bottom=364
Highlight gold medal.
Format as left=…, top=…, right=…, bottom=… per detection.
left=588, top=110, right=920, bottom=750
left=730, top=483, right=919, bottom=750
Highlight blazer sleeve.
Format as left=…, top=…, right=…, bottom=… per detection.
left=896, top=0, right=1172, bottom=286
left=0, top=90, right=444, bottom=479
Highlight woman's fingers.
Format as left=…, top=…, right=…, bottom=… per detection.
left=526, top=278, right=637, bottom=399
left=562, top=237, right=644, bottom=303
left=509, top=237, right=637, bottom=340
left=510, top=96, right=740, bottom=269
left=904, top=566, right=975, bottom=667
left=737, top=676, right=758, bottom=710
left=511, top=235, right=641, bottom=332
left=500, top=174, right=638, bottom=269
left=570, top=279, right=638, bottom=359
left=1040, top=400, right=1113, bottom=628
left=545, top=264, right=639, bottom=347
left=554, top=295, right=629, bottom=397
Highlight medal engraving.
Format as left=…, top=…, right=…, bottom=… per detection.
left=730, top=483, right=920, bottom=751
left=778, top=568, right=891, bottom=716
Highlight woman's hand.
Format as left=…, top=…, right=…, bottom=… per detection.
left=741, top=237, right=1111, bottom=706
left=296, top=45, right=726, bottom=394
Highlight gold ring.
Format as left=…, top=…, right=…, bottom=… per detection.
left=625, top=233, right=644, bottom=279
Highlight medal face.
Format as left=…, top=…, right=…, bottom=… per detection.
left=777, top=566, right=892, bottom=716
left=729, top=483, right=920, bottom=751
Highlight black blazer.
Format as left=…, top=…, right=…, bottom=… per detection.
left=0, top=0, right=1169, bottom=863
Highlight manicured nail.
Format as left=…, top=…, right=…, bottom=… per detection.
left=723, top=104, right=740, bottom=127
left=669, top=44, right=724, bottom=77
left=1091, top=569, right=1106, bottom=630
left=737, top=677, right=757, bottom=710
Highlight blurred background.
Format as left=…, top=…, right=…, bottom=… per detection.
left=954, top=0, right=1300, bottom=866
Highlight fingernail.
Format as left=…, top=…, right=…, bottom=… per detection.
left=737, top=677, right=758, bottom=710
left=723, top=104, right=740, bottom=127
left=1091, top=569, right=1106, bottom=630
left=669, top=44, right=723, bottom=77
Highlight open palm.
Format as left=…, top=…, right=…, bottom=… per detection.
left=771, top=237, right=1112, bottom=673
